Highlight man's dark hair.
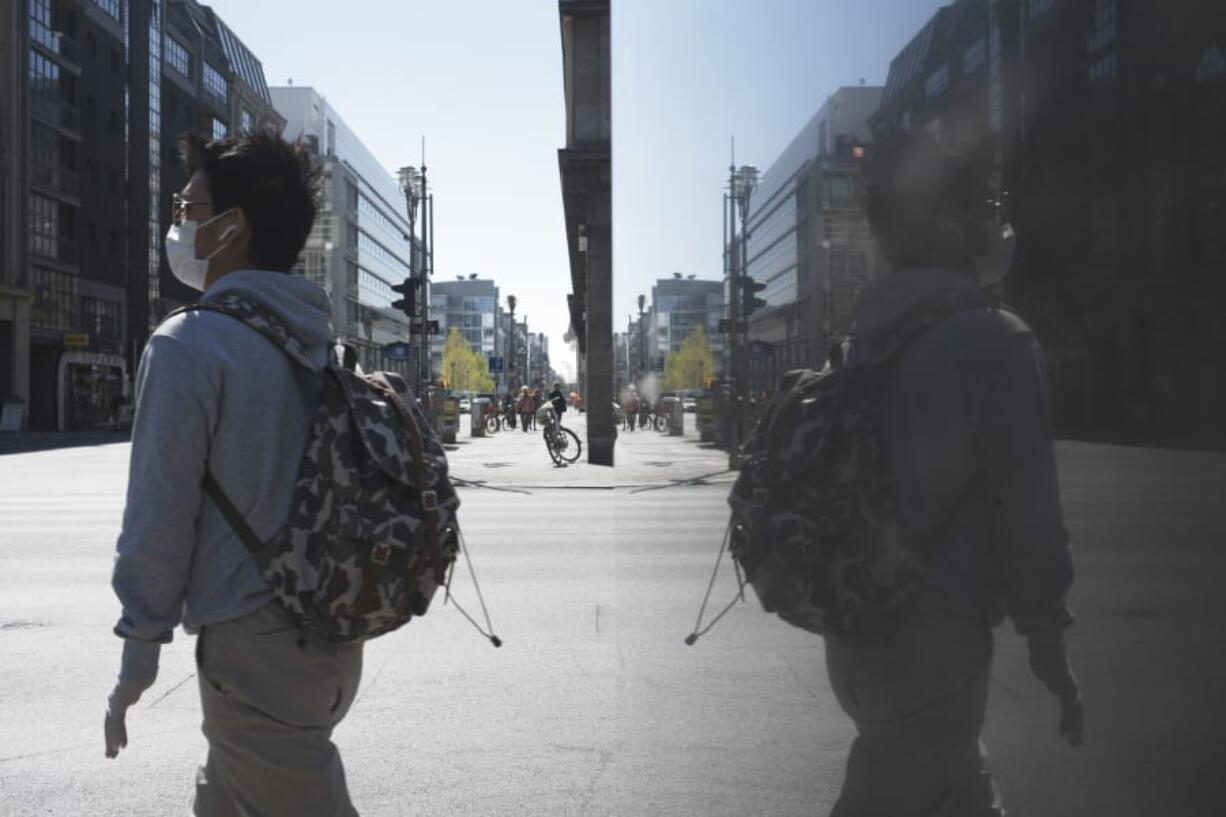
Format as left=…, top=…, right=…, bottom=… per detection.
left=865, top=130, right=994, bottom=274
left=178, top=129, right=320, bottom=272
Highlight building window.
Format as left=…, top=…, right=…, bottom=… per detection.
left=202, top=62, right=227, bottom=106
left=1027, top=0, right=1056, bottom=19
left=925, top=63, right=949, bottom=100
left=1088, top=0, right=1118, bottom=53
left=326, top=120, right=336, bottom=157
left=81, top=296, right=122, bottom=340
left=211, top=117, right=228, bottom=140
left=165, top=36, right=191, bottom=77
left=91, top=0, right=122, bottom=21
left=1197, top=47, right=1226, bottom=84
left=826, top=175, right=852, bottom=205
left=1089, top=52, right=1119, bottom=84
left=30, top=266, right=77, bottom=331
left=962, top=37, right=987, bottom=76
left=240, top=108, right=255, bottom=134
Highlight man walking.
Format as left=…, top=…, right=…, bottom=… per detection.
left=824, top=132, right=1083, bottom=816
left=104, top=130, right=362, bottom=816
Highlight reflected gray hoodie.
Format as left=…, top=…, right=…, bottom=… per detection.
left=111, top=270, right=332, bottom=676
left=852, top=268, right=1074, bottom=634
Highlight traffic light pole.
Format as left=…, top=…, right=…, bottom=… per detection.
left=726, top=163, right=742, bottom=469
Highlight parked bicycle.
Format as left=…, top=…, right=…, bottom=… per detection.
left=542, top=405, right=582, bottom=466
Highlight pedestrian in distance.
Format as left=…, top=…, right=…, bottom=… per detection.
left=105, top=130, right=365, bottom=816
left=820, top=130, right=1084, bottom=816
left=625, top=390, right=638, bottom=432
left=517, top=386, right=533, bottom=432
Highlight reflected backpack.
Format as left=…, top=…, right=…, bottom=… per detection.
left=726, top=289, right=984, bottom=637
left=172, top=295, right=460, bottom=642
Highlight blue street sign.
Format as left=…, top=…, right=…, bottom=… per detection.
left=488, top=356, right=504, bottom=373
left=383, top=341, right=412, bottom=361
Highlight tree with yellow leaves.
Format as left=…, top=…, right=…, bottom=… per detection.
left=439, top=327, right=495, bottom=393
left=660, top=326, right=715, bottom=391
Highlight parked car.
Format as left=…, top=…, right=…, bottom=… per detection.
left=458, top=397, right=471, bottom=413
left=682, top=398, right=696, bottom=413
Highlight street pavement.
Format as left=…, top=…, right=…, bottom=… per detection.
left=1, top=416, right=1225, bottom=816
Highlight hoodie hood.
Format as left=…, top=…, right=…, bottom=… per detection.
left=203, top=269, right=333, bottom=369
left=851, top=268, right=987, bottom=367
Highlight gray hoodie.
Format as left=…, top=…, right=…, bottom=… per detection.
left=112, top=270, right=332, bottom=669
left=853, top=267, right=1074, bottom=634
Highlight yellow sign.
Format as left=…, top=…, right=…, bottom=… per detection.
left=63, top=333, right=90, bottom=348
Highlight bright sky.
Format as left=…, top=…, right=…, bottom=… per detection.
left=205, top=0, right=944, bottom=382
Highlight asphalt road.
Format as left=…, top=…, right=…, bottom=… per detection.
left=1, top=419, right=1224, bottom=816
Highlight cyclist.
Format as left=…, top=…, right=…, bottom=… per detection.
left=548, top=381, right=567, bottom=418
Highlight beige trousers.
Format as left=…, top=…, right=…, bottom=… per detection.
left=191, top=603, right=364, bottom=817
left=824, top=602, right=1005, bottom=817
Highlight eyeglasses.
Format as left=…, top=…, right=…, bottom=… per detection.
left=172, top=193, right=213, bottom=225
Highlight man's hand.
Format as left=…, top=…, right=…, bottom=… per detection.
left=103, top=639, right=161, bottom=759
left=1027, top=631, right=1084, bottom=747
left=104, top=678, right=153, bottom=758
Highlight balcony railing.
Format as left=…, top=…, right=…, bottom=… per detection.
left=30, top=162, right=80, bottom=200
left=30, top=94, right=80, bottom=134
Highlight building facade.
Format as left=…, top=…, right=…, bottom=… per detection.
left=743, top=86, right=884, bottom=391
left=272, top=86, right=414, bottom=378
left=648, top=274, right=723, bottom=374
left=155, top=0, right=285, bottom=324
left=0, top=0, right=286, bottom=431
left=874, top=0, right=1226, bottom=447
left=428, top=276, right=499, bottom=384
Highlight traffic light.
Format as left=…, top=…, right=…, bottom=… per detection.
left=390, top=277, right=420, bottom=318
left=740, top=277, right=767, bottom=318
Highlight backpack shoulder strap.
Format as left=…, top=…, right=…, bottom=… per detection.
left=171, top=295, right=318, bottom=374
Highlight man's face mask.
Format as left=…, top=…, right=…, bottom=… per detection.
left=164, top=209, right=239, bottom=292
left=974, top=220, right=1016, bottom=289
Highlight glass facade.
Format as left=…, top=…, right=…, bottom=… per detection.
left=92, top=0, right=122, bottom=20
left=148, top=0, right=162, bottom=331
left=30, top=266, right=77, bottom=331
left=165, top=35, right=190, bottom=77
left=203, top=61, right=227, bottom=107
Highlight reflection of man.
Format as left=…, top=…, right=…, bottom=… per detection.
left=821, top=132, right=1082, bottom=817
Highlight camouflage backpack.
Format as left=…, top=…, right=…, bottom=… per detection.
left=173, top=295, right=460, bottom=642
left=725, top=288, right=985, bottom=638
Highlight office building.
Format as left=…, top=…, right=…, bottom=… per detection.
left=742, top=85, right=884, bottom=391
left=0, top=0, right=284, bottom=431
left=428, top=276, right=499, bottom=385
left=649, top=273, right=724, bottom=375
left=272, top=86, right=414, bottom=377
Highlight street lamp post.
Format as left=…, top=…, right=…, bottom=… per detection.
left=637, top=294, right=647, bottom=383
left=506, top=295, right=517, bottom=391
left=725, top=161, right=759, bottom=468
left=397, top=163, right=433, bottom=393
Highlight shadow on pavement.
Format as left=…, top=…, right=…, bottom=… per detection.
left=0, top=431, right=131, bottom=456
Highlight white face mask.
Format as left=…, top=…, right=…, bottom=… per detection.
left=164, top=210, right=238, bottom=292
left=973, top=221, right=1016, bottom=289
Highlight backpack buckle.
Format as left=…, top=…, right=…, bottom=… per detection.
left=421, top=490, right=439, bottom=511
left=752, top=488, right=768, bottom=507
left=371, top=543, right=392, bottom=566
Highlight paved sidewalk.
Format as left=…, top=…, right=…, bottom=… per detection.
left=445, top=411, right=731, bottom=489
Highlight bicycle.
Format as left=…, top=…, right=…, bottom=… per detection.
left=541, top=405, right=582, bottom=466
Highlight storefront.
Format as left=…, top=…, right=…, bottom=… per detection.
left=56, top=351, right=129, bottom=432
